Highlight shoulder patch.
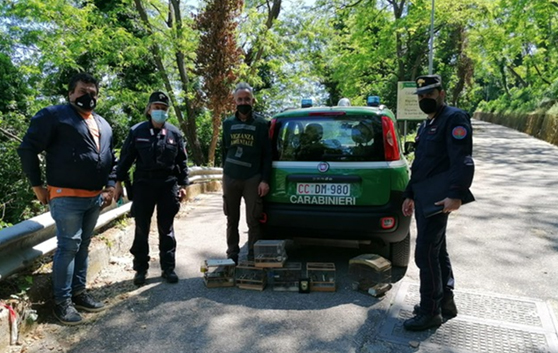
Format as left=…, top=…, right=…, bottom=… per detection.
left=452, top=126, right=468, bottom=140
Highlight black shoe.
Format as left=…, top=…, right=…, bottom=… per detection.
left=73, top=292, right=105, bottom=312
left=403, top=313, right=443, bottom=331
left=228, top=255, right=238, bottom=265
left=134, top=271, right=147, bottom=286
left=441, top=295, right=458, bottom=318
left=53, top=299, right=82, bottom=325
left=413, top=298, right=458, bottom=319
left=162, top=270, right=179, bottom=283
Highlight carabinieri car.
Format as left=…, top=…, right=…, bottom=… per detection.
left=261, top=97, right=412, bottom=267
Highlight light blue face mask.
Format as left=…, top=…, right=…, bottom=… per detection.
left=151, top=110, right=168, bottom=123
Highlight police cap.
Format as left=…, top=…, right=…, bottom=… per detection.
left=148, top=91, right=170, bottom=106
left=414, top=75, right=443, bottom=95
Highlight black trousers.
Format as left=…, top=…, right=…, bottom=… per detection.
left=414, top=204, right=455, bottom=316
left=222, top=174, right=263, bottom=258
left=130, top=178, right=180, bottom=273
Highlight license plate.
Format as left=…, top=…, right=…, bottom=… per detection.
left=296, top=183, right=351, bottom=196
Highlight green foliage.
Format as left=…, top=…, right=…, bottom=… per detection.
left=1, top=0, right=558, bottom=227
left=469, top=0, right=558, bottom=114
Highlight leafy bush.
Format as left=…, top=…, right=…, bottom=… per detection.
left=0, top=112, right=48, bottom=228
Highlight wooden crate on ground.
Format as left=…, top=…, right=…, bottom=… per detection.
left=254, top=240, right=288, bottom=268
left=201, top=259, right=236, bottom=288
left=307, top=262, right=336, bottom=292
left=269, top=262, right=302, bottom=292
left=235, top=261, right=266, bottom=291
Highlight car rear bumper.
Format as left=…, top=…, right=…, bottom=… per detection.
left=262, top=191, right=411, bottom=244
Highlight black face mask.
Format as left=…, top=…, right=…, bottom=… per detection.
left=75, top=93, right=97, bottom=112
left=237, top=104, right=252, bottom=116
left=419, top=98, right=438, bottom=114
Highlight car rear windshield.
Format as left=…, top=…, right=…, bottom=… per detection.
left=272, top=115, right=385, bottom=162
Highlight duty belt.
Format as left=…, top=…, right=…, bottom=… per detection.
left=135, top=170, right=174, bottom=179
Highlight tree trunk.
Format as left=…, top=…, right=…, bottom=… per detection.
left=207, top=112, right=222, bottom=167
left=133, top=0, right=206, bottom=165
left=499, top=59, right=510, bottom=97
left=169, top=0, right=206, bottom=165
left=451, top=26, right=474, bottom=107
left=389, top=0, right=406, bottom=81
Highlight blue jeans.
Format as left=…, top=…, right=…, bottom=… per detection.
left=50, top=196, right=101, bottom=304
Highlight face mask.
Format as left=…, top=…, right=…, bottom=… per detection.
left=237, top=104, right=252, bottom=116
left=151, top=110, right=168, bottom=123
left=75, top=93, right=96, bottom=112
left=419, top=98, right=438, bottom=114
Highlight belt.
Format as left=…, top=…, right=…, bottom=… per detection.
left=135, top=170, right=175, bottom=179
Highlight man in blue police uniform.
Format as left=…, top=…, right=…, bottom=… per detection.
left=401, top=75, right=475, bottom=331
left=114, top=91, right=188, bottom=285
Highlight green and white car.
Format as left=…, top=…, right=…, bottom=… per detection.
left=261, top=98, right=412, bottom=267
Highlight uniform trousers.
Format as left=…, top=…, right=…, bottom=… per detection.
left=222, top=174, right=263, bottom=258
left=131, top=178, right=180, bottom=273
left=414, top=203, right=455, bottom=316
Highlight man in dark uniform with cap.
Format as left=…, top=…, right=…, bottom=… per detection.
left=114, top=91, right=188, bottom=285
left=401, top=75, right=475, bottom=331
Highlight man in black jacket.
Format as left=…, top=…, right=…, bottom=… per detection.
left=402, top=75, right=475, bottom=331
left=221, top=82, right=272, bottom=264
left=114, top=91, right=188, bottom=286
left=18, top=73, right=117, bottom=325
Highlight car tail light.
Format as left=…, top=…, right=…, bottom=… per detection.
left=381, top=116, right=400, bottom=161
left=380, top=217, right=395, bottom=229
left=259, top=212, right=268, bottom=224
left=269, top=119, right=277, bottom=139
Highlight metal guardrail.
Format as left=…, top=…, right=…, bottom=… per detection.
left=0, top=166, right=222, bottom=281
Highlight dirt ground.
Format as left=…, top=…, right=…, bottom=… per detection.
left=5, top=198, right=200, bottom=353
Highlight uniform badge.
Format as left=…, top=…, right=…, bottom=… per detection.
left=168, top=138, right=174, bottom=144
left=452, top=126, right=468, bottom=140
left=235, top=146, right=243, bottom=158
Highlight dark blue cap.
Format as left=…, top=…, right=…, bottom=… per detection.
left=414, top=75, right=443, bottom=94
left=148, top=91, right=170, bottom=106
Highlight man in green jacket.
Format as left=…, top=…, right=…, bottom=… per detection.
left=221, top=82, right=272, bottom=264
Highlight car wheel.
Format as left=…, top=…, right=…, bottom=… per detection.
left=389, top=231, right=411, bottom=267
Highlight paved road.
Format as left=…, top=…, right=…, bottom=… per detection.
left=20, top=119, right=558, bottom=353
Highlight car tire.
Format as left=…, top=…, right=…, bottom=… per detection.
left=389, top=231, right=411, bottom=267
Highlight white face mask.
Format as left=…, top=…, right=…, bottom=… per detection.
left=151, top=110, right=168, bottom=123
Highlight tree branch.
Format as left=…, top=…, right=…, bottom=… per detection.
left=533, top=63, right=551, bottom=85
left=133, top=0, right=204, bottom=164
left=343, top=0, right=366, bottom=8
left=245, top=0, right=281, bottom=71
left=506, top=65, right=528, bottom=88
left=0, top=127, right=22, bottom=143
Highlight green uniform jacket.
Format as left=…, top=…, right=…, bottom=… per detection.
left=221, top=112, right=272, bottom=183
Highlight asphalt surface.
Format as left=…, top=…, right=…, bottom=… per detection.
left=16, top=119, right=558, bottom=353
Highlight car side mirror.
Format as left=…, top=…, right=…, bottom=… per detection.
left=404, top=141, right=415, bottom=155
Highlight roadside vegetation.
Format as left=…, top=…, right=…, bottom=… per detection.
left=0, top=0, right=556, bottom=227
